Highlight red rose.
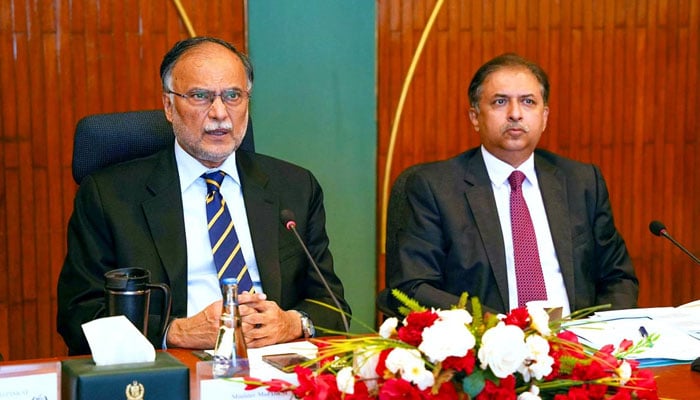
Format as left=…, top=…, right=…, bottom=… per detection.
left=398, top=310, right=439, bottom=346
left=503, top=307, right=530, bottom=329
left=376, top=348, right=392, bottom=378
left=558, top=386, right=594, bottom=400
left=442, top=350, right=476, bottom=374
left=571, top=359, right=606, bottom=381
left=607, top=388, right=633, bottom=400
left=421, top=379, right=459, bottom=399
left=475, top=375, right=516, bottom=400
left=618, top=339, right=634, bottom=351
left=630, top=369, right=659, bottom=400
left=293, top=366, right=341, bottom=399
left=377, top=378, right=422, bottom=400
left=345, top=380, right=372, bottom=400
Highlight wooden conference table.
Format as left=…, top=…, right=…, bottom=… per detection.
left=1, top=349, right=699, bottom=399
left=164, top=348, right=700, bottom=400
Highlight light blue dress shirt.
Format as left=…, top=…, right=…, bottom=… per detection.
left=175, top=141, right=264, bottom=317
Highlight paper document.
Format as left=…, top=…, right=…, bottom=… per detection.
left=565, top=303, right=700, bottom=367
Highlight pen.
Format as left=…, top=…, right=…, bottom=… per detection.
left=639, top=326, right=649, bottom=339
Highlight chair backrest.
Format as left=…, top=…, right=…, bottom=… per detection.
left=377, top=164, right=423, bottom=317
left=71, top=110, right=255, bottom=184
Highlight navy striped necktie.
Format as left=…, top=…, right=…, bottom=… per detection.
left=203, top=171, right=254, bottom=293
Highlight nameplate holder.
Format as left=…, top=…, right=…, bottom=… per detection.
left=196, top=361, right=293, bottom=400
left=0, top=360, right=61, bottom=400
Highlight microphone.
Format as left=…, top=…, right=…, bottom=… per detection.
left=649, top=220, right=700, bottom=264
left=280, top=209, right=350, bottom=335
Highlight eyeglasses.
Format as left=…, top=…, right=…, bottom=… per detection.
left=166, top=88, right=251, bottom=107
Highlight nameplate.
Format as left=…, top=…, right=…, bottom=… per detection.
left=200, top=378, right=293, bottom=399
left=0, top=361, right=61, bottom=400
left=196, top=360, right=293, bottom=400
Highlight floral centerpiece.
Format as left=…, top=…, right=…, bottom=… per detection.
left=246, top=291, right=659, bottom=399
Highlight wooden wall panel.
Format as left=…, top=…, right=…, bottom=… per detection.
left=377, top=1, right=700, bottom=312
left=0, top=0, right=247, bottom=360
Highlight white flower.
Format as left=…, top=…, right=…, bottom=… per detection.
left=436, top=308, right=473, bottom=325
left=336, top=366, right=355, bottom=394
left=401, top=363, right=435, bottom=390
left=517, top=384, right=542, bottom=400
left=418, top=317, right=475, bottom=362
left=518, top=334, right=554, bottom=382
left=379, top=317, right=399, bottom=338
left=384, top=348, right=434, bottom=390
left=527, top=305, right=552, bottom=337
left=353, top=349, right=380, bottom=391
left=385, top=348, right=424, bottom=374
left=478, top=322, right=529, bottom=378
left=616, top=360, right=632, bottom=385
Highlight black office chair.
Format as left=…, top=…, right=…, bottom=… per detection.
left=377, top=164, right=423, bottom=318
left=72, top=110, right=255, bottom=184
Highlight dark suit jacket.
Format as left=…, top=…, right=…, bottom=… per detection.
left=388, top=147, right=638, bottom=315
left=57, top=146, right=350, bottom=355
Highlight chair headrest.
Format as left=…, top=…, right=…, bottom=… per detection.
left=71, top=110, right=254, bottom=184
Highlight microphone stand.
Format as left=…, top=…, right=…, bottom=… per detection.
left=650, top=220, right=700, bottom=372
left=659, top=231, right=700, bottom=264
left=286, top=222, right=350, bottom=336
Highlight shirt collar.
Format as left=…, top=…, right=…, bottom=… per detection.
left=174, top=140, right=241, bottom=192
left=480, top=145, right=537, bottom=188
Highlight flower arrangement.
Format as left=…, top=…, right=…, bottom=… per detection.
left=246, top=291, right=659, bottom=399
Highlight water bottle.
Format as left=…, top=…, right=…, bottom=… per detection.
left=212, top=278, right=248, bottom=378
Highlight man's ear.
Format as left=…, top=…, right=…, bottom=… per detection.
left=542, top=105, right=549, bottom=132
left=163, top=93, right=174, bottom=122
left=468, top=107, right=480, bottom=131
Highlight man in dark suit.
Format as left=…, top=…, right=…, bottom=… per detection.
left=57, top=37, right=350, bottom=355
left=387, top=53, right=638, bottom=316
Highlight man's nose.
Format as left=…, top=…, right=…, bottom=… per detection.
left=507, top=102, right=523, bottom=121
left=208, top=96, right=228, bottom=119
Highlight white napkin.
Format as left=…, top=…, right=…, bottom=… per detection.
left=82, top=315, right=156, bottom=365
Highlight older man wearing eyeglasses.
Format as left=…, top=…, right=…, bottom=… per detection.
left=57, top=37, right=350, bottom=355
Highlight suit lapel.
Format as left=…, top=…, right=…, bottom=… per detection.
left=535, top=154, right=576, bottom=307
left=141, top=149, right=188, bottom=301
left=236, top=151, right=281, bottom=301
left=462, top=151, right=510, bottom=308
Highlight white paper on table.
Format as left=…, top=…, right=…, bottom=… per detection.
left=566, top=316, right=700, bottom=361
left=199, top=341, right=318, bottom=399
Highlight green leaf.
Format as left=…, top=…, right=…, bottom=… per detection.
left=455, top=292, right=469, bottom=309
left=462, top=369, right=486, bottom=398
left=391, top=289, right=427, bottom=314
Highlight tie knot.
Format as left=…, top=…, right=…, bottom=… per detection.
left=203, top=170, right=226, bottom=192
left=508, top=170, right=526, bottom=189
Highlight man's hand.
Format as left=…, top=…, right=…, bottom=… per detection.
left=166, top=300, right=222, bottom=349
left=238, top=292, right=302, bottom=348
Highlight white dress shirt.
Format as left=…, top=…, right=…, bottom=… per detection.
left=175, top=141, right=264, bottom=316
left=481, top=146, right=571, bottom=316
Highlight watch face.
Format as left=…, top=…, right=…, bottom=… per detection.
left=306, top=319, right=315, bottom=337
left=300, top=315, right=314, bottom=338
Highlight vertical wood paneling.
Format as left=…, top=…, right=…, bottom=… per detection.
left=377, top=0, right=700, bottom=313
left=0, top=0, right=247, bottom=360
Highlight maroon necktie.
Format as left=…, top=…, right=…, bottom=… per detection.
left=509, top=171, right=547, bottom=307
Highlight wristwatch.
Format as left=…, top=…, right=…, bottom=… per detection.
left=296, top=310, right=316, bottom=338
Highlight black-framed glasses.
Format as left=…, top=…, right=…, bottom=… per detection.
left=166, top=88, right=251, bottom=107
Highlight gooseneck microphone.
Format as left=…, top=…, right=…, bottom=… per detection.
left=280, top=209, right=350, bottom=335
left=649, top=220, right=700, bottom=264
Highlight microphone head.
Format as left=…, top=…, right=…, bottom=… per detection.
left=649, top=220, right=667, bottom=236
left=280, top=209, right=297, bottom=230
